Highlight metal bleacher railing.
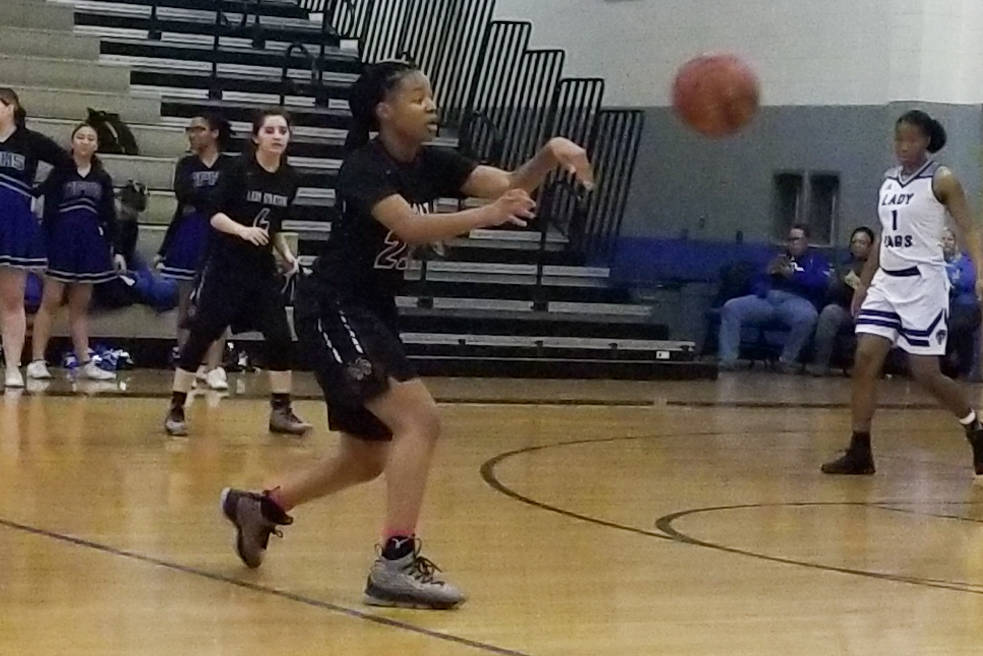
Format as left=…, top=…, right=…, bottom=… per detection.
left=142, top=0, right=644, bottom=293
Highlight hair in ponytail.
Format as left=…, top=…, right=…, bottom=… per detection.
left=201, top=112, right=232, bottom=151
left=344, top=60, right=419, bottom=152
left=0, top=87, right=27, bottom=129
left=897, top=109, right=947, bottom=153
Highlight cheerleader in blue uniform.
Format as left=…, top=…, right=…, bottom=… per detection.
left=156, top=114, right=233, bottom=390
left=0, top=88, right=72, bottom=388
left=28, top=123, right=122, bottom=382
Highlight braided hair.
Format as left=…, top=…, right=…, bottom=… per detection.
left=344, top=60, right=419, bottom=152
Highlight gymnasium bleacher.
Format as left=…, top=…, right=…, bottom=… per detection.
left=3, top=0, right=714, bottom=379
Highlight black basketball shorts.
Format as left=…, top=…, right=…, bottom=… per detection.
left=295, top=289, right=417, bottom=441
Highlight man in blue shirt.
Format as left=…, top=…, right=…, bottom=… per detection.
left=719, top=224, right=830, bottom=373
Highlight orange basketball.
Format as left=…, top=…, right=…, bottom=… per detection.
left=672, top=54, right=760, bottom=137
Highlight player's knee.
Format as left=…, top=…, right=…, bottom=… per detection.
left=411, top=406, right=441, bottom=442
left=39, top=292, right=61, bottom=312
left=854, top=344, right=882, bottom=374
left=0, top=289, right=22, bottom=312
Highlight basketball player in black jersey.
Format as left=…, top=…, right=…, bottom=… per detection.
left=164, top=108, right=310, bottom=437
left=221, top=61, right=594, bottom=609
left=157, top=114, right=234, bottom=390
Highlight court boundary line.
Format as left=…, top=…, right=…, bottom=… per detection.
left=480, top=432, right=983, bottom=596
left=0, top=516, right=532, bottom=656
left=655, top=501, right=983, bottom=595
left=6, top=389, right=655, bottom=407
left=10, top=389, right=963, bottom=410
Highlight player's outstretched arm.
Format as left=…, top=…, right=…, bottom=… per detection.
left=461, top=137, right=595, bottom=199
left=372, top=190, right=535, bottom=245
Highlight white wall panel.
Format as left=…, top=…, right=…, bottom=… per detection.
left=493, top=0, right=983, bottom=106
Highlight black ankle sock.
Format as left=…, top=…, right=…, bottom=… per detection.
left=965, top=418, right=981, bottom=434
left=382, top=536, right=415, bottom=560
left=170, top=391, right=187, bottom=410
left=271, top=393, right=291, bottom=410
left=850, top=431, right=871, bottom=451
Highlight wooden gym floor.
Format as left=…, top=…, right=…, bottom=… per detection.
left=3, top=369, right=983, bottom=655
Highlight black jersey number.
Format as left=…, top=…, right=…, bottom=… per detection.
left=374, top=231, right=409, bottom=271
left=891, top=209, right=898, bottom=231
left=253, top=208, right=271, bottom=230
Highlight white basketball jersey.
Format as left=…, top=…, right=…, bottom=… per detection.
left=877, top=160, right=946, bottom=270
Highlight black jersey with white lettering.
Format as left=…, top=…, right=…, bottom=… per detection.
left=311, top=139, right=476, bottom=308
left=159, top=153, right=234, bottom=256
left=209, top=154, right=297, bottom=274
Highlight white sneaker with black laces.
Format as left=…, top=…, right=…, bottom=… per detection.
left=363, top=540, right=466, bottom=609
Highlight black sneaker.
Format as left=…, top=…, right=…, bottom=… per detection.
left=164, top=405, right=187, bottom=436
left=821, top=447, right=875, bottom=475
left=966, top=426, right=983, bottom=477
left=220, top=488, right=293, bottom=568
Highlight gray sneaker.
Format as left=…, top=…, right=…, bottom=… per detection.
left=269, top=406, right=312, bottom=435
left=363, top=542, right=466, bottom=609
left=164, top=406, right=187, bottom=436
left=220, top=488, right=293, bottom=568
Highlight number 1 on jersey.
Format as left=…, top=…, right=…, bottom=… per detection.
left=891, top=209, right=898, bottom=232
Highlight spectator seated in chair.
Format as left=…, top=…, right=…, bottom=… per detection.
left=941, top=227, right=980, bottom=378
left=718, top=224, right=829, bottom=373
left=806, top=226, right=874, bottom=377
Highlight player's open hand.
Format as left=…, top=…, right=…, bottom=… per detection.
left=548, top=137, right=595, bottom=191
left=238, top=225, right=269, bottom=246
left=487, top=189, right=536, bottom=228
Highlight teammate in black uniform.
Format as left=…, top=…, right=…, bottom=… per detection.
left=28, top=123, right=122, bottom=382
left=220, top=62, right=594, bottom=609
left=0, top=88, right=72, bottom=388
left=157, top=114, right=234, bottom=390
left=164, top=108, right=310, bottom=437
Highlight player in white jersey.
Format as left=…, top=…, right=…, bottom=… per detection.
left=822, top=110, right=983, bottom=477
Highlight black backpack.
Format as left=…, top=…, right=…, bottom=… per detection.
left=87, top=108, right=140, bottom=156
left=118, top=179, right=148, bottom=214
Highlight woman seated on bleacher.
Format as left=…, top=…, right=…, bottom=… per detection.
left=942, top=228, right=981, bottom=378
